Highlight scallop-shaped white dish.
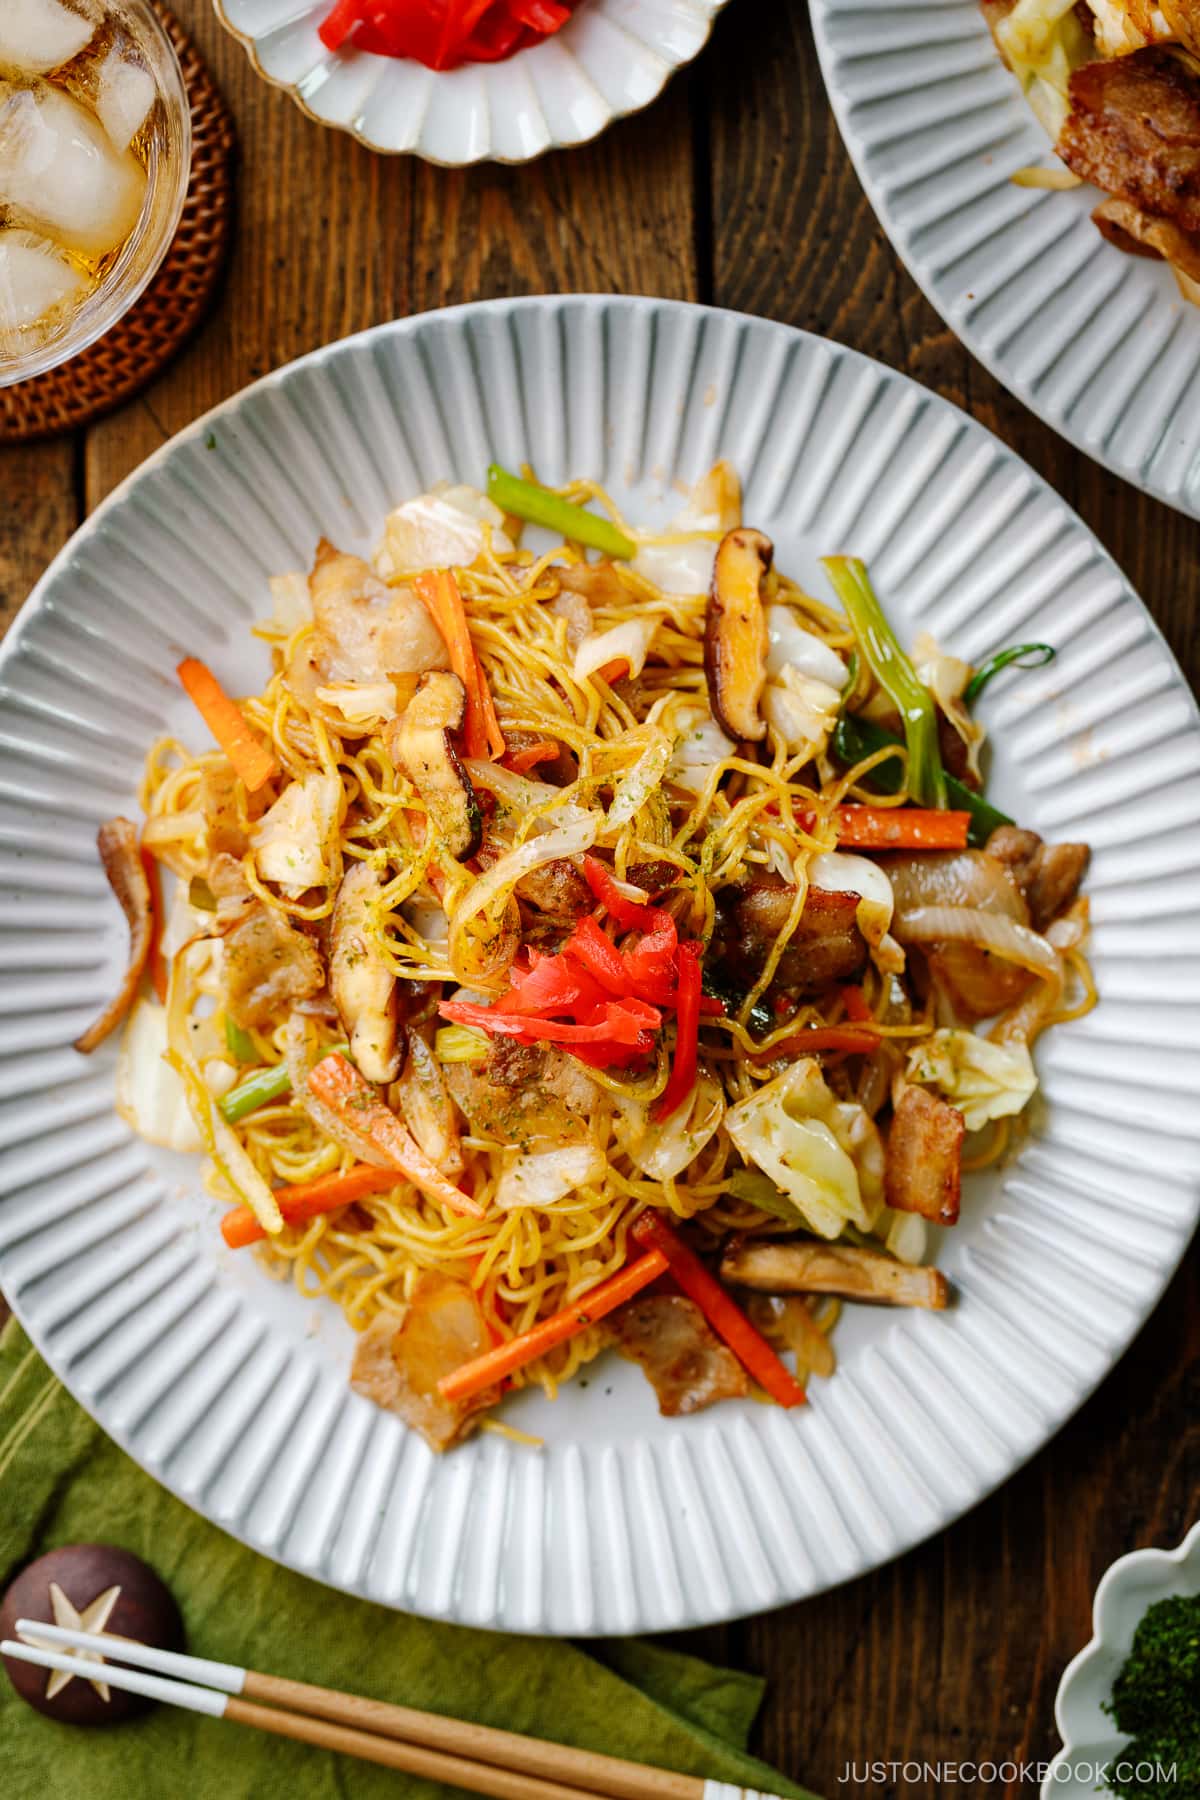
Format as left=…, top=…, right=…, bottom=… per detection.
left=213, top=0, right=726, bottom=163
left=2, top=297, right=1200, bottom=1635
left=808, top=0, right=1200, bottom=519
left=1044, top=1521, right=1200, bottom=1798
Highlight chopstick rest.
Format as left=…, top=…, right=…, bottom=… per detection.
left=3, top=1621, right=789, bottom=1800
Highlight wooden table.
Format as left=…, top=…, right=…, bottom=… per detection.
left=2, top=2, right=1198, bottom=1793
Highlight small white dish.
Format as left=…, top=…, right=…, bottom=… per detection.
left=1045, top=1520, right=1200, bottom=1798
left=213, top=0, right=726, bottom=164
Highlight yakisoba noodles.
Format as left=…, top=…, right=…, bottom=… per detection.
left=83, top=460, right=1095, bottom=1450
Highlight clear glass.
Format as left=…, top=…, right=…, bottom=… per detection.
left=0, top=0, right=191, bottom=388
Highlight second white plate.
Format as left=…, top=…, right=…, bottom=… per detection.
left=809, top=0, right=1200, bottom=519
left=1, top=297, right=1199, bottom=1634
left=213, top=0, right=725, bottom=164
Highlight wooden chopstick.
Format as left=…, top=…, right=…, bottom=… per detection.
left=237, top=1667, right=701, bottom=1797
left=2, top=1640, right=605, bottom=1800
left=5, top=1624, right=785, bottom=1800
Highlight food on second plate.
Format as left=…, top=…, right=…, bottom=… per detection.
left=983, top=1, right=1200, bottom=302
left=79, top=459, right=1095, bottom=1451
left=317, top=0, right=581, bottom=67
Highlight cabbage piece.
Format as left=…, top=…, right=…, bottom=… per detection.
left=1086, top=0, right=1171, bottom=53
left=608, top=729, right=674, bottom=828
left=164, top=954, right=283, bottom=1233
left=668, top=702, right=735, bottom=794
left=761, top=665, right=841, bottom=759
left=905, top=1029, right=1037, bottom=1133
left=765, top=604, right=846, bottom=688
left=995, top=0, right=1094, bottom=138
left=434, top=1023, right=489, bottom=1064
left=808, top=850, right=903, bottom=973
left=624, top=1071, right=725, bottom=1181
left=494, top=1145, right=605, bottom=1211
left=251, top=772, right=342, bottom=892
left=159, top=876, right=222, bottom=963
left=116, top=997, right=203, bottom=1152
left=877, top=1205, right=928, bottom=1266
left=725, top=1058, right=884, bottom=1239
left=631, top=460, right=741, bottom=595
left=809, top=850, right=893, bottom=938
left=574, top=616, right=659, bottom=685
left=314, top=680, right=397, bottom=726
left=377, top=483, right=512, bottom=576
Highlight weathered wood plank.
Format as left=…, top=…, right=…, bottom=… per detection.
left=0, top=441, right=77, bottom=624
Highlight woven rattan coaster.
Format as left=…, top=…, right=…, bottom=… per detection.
left=0, top=4, right=236, bottom=444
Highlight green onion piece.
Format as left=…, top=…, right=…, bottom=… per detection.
left=822, top=556, right=947, bottom=808
left=964, top=643, right=1055, bottom=704
left=219, top=1039, right=348, bottom=1124
left=224, top=1015, right=257, bottom=1064
left=724, top=1167, right=805, bottom=1226
left=487, top=464, right=636, bottom=561
left=188, top=876, right=217, bottom=911
left=841, top=649, right=859, bottom=702
left=832, top=713, right=1012, bottom=848
left=434, top=1024, right=489, bottom=1065
left=832, top=713, right=906, bottom=796
left=219, top=1060, right=291, bottom=1124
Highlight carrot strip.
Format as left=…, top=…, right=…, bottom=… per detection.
left=834, top=805, right=969, bottom=851
left=504, top=740, right=558, bottom=775
left=631, top=1212, right=806, bottom=1408
left=438, top=1248, right=668, bottom=1402
left=477, top=664, right=506, bottom=761
left=221, top=1165, right=402, bottom=1249
left=177, top=658, right=277, bottom=792
left=140, top=847, right=168, bottom=1004
left=414, top=570, right=505, bottom=760
left=839, top=983, right=873, bottom=1023
left=307, top=1052, right=484, bottom=1218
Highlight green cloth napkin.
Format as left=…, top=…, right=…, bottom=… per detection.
left=0, top=1319, right=815, bottom=1799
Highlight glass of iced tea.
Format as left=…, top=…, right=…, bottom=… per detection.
left=0, top=0, right=191, bottom=386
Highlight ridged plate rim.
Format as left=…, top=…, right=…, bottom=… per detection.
left=807, top=0, right=1200, bottom=519
left=2, top=295, right=1199, bottom=1635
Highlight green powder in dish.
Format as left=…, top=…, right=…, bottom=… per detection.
left=1105, top=1594, right=1200, bottom=1798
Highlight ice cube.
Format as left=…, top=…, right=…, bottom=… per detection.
left=96, top=48, right=155, bottom=151
left=0, top=0, right=95, bottom=77
left=0, top=226, right=84, bottom=336
left=0, top=77, right=145, bottom=259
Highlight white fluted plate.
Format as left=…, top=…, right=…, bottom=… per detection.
left=213, top=0, right=725, bottom=163
left=2, top=297, right=1199, bottom=1634
left=808, top=0, right=1200, bottom=518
